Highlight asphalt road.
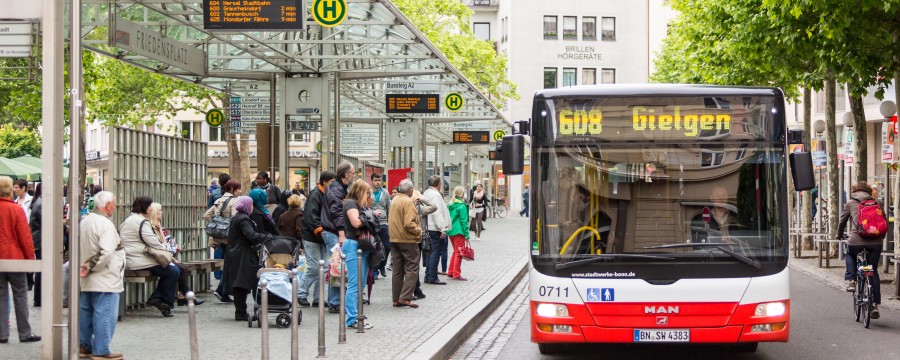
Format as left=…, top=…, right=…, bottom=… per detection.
left=455, top=270, right=900, bottom=360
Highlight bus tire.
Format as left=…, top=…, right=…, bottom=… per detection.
left=733, top=342, right=758, bottom=353
left=538, top=343, right=566, bottom=354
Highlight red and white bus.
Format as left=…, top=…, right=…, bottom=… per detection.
left=499, top=85, right=806, bottom=354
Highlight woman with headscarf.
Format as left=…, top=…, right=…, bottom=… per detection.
left=249, top=188, right=279, bottom=236
left=223, top=196, right=274, bottom=321
left=271, top=189, right=294, bottom=227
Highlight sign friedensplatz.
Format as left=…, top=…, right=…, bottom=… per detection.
left=110, top=17, right=207, bottom=76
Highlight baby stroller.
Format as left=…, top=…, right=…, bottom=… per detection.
left=250, top=236, right=302, bottom=328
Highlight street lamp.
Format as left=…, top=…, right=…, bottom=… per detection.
left=843, top=111, right=854, bottom=193
left=879, top=100, right=897, bottom=260
left=813, top=119, right=825, bottom=232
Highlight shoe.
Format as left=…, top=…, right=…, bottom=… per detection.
left=0, top=339, right=6, bottom=344
left=299, top=299, right=311, bottom=307
left=380, top=269, right=387, bottom=277
left=395, top=299, right=419, bottom=308
left=160, top=308, right=173, bottom=317
left=79, top=345, right=92, bottom=358
left=90, top=352, right=123, bottom=359
left=312, top=300, right=320, bottom=307
left=33, top=302, right=41, bottom=308
left=20, top=335, right=41, bottom=342
left=425, top=280, right=447, bottom=285
left=63, top=303, right=69, bottom=309
left=235, top=312, right=249, bottom=321
left=451, top=277, right=468, bottom=281
left=177, top=298, right=205, bottom=306
left=871, top=305, right=880, bottom=319
left=846, top=280, right=856, bottom=292
left=413, top=290, right=426, bottom=300
left=146, top=298, right=171, bottom=311
left=387, top=265, right=393, bottom=271
left=328, top=305, right=340, bottom=314
left=213, top=292, right=223, bottom=301
left=437, top=271, right=447, bottom=275
left=475, top=237, right=480, bottom=241
left=348, top=322, right=374, bottom=330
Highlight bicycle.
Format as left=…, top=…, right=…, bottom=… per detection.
left=491, top=197, right=508, bottom=219
left=851, top=247, right=876, bottom=328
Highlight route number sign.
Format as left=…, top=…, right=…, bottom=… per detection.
left=204, top=0, right=303, bottom=30
left=453, top=131, right=489, bottom=144
left=385, top=94, right=440, bottom=114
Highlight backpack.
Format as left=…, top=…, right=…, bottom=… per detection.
left=856, top=199, right=888, bottom=239
left=205, top=197, right=234, bottom=238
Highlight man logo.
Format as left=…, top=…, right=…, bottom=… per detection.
left=644, top=306, right=680, bottom=314
left=313, top=0, right=347, bottom=28
left=445, top=93, right=464, bottom=112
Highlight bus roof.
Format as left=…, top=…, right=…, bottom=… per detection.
left=534, top=84, right=783, bottom=99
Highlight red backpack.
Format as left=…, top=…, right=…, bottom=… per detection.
left=856, top=199, right=888, bottom=239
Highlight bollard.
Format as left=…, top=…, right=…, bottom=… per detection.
left=317, top=260, right=326, bottom=358
left=357, top=249, right=364, bottom=334
left=338, top=253, right=347, bottom=343
left=186, top=291, right=199, bottom=360
left=260, top=279, right=270, bottom=360
left=291, top=269, right=300, bottom=360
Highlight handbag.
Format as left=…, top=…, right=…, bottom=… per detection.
left=459, top=239, right=475, bottom=261
left=205, top=197, right=233, bottom=238
left=139, top=220, right=173, bottom=267
left=368, top=240, right=385, bottom=270
left=357, top=229, right=378, bottom=252
left=328, top=245, right=344, bottom=279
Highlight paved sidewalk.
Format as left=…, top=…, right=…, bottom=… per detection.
left=1, top=216, right=530, bottom=359
left=789, top=248, right=900, bottom=311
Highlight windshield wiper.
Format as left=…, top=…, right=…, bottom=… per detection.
left=642, top=243, right=762, bottom=270
left=555, top=254, right=676, bottom=271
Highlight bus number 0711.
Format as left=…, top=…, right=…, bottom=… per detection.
left=538, top=286, right=569, bottom=297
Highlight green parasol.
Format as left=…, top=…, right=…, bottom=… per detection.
left=11, top=155, right=70, bottom=181
left=0, top=157, right=43, bottom=180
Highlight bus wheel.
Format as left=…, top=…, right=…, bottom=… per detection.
left=733, top=342, right=758, bottom=353
left=538, top=343, right=566, bottom=354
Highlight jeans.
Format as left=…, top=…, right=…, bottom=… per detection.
left=520, top=201, right=529, bottom=217
left=321, top=231, right=342, bottom=307
left=146, top=264, right=180, bottom=307
left=62, top=261, right=70, bottom=306
left=448, top=235, right=466, bottom=279
left=174, top=262, right=191, bottom=295
left=376, top=225, right=391, bottom=274
left=424, top=231, right=447, bottom=283
left=845, top=244, right=883, bottom=304
left=342, top=239, right=370, bottom=327
left=79, top=292, right=119, bottom=355
left=0, top=272, right=32, bottom=340
left=213, top=245, right=225, bottom=279
left=297, top=240, right=325, bottom=302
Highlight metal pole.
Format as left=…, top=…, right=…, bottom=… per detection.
left=62, top=1, right=80, bottom=359
left=186, top=291, right=199, bottom=360
left=260, top=279, right=270, bottom=360
left=421, top=119, right=428, bottom=190
left=356, top=249, right=364, bottom=333
left=270, top=74, right=277, bottom=177
left=333, top=75, right=341, bottom=170
left=338, top=253, right=346, bottom=343
left=317, top=260, right=326, bottom=358
left=291, top=269, right=299, bottom=360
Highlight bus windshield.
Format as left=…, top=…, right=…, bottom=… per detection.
left=531, top=94, right=787, bottom=270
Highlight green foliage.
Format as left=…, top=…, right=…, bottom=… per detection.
left=0, top=125, right=42, bottom=158
left=393, top=0, right=518, bottom=107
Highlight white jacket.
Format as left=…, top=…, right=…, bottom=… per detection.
left=423, top=187, right=451, bottom=232
left=80, top=211, right=126, bottom=293
left=120, top=213, right=168, bottom=270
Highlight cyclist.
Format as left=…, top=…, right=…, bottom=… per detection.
left=837, top=181, right=884, bottom=319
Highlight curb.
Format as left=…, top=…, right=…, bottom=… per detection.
left=789, top=257, right=900, bottom=312
left=405, top=254, right=530, bottom=360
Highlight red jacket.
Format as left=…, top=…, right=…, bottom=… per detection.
left=0, top=197, right=34, bottom=260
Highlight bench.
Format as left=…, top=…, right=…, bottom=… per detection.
left=814, top=239, right=846, bottom=268
left=119, top=259, right=223, bottom=317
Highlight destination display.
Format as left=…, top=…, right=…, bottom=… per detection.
left=385, top=94, right=440, bottom=114
left=204, top=0, right=303, bottom=30
left=453, top=131, right=490, bottom=144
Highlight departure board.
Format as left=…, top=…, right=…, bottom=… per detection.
left=453, top=131, right=490, bottom=144
left=385, top=94, right=440, bottom=114
left=204, top=0, right=303, bottom=30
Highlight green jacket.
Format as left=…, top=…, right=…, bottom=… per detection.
left=447, top=198, right=470, bottom=239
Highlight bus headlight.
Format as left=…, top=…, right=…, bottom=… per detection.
left=754, top=302, right=786, bottom=317
left=536, top=303, right=569, bottom=318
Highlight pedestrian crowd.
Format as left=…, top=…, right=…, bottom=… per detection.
left=0, top=163, right=492, bottom=358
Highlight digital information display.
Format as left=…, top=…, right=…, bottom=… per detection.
left=453, top=131, right=490, bottom=144
left=385, top=94, right=440, bottom=114
left=204, top=0, right=303, bottom=30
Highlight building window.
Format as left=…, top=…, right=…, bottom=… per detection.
left=181, top=121, right=201, bottom=141
left=88, top=128, right=98, bottom=151
left=701, top=150, right=725, bottom=168
left=601, top=17, right=616, bottom=41
left=543, top=67, right=557, bottom=88
left=474, top=22, right=491, bottom=41
left=582, top=68, right=596, bottom=85
left=562, top=68, right=577, bottom=87
left=601, top=68, right=616, bottom=84
left=543, top=16, right=558, bottom=39
left=209, top=126, right=224, bottom=142
left=563, top=16, right=577, bottom=40
left=501, top=17, right=508, bottom=43
left=583, top=17, right=596, bottom=40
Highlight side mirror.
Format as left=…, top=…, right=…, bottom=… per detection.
left=789, top=152, right=815, bottom=191
left=498, top=134, right=524, bottom=175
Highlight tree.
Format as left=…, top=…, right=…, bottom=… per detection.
left=392, top=0, right=518, bottom=108
left=0, top=126, right=41, bottom=158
